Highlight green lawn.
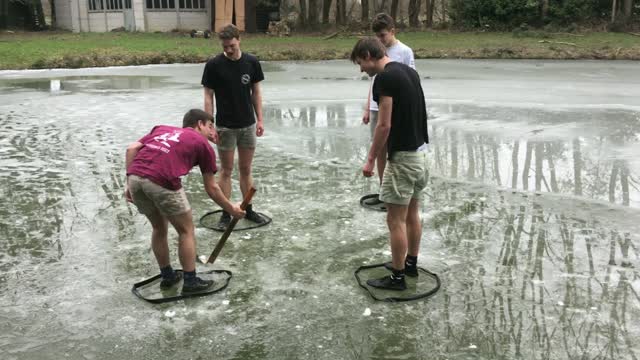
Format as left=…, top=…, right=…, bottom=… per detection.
left=0, top=31, right=638, bottom=69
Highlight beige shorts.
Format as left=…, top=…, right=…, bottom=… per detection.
left=217, top=124, right=257, bottom=151
left=380, top=149, right=428, bottom=206
left=128, top=175, right=191, bottom=217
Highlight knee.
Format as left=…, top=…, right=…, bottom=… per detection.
left=238, top=165, right=252, bottom=177
left=219, top=167, right=233, bottom=179
left=175, top=224, right=195, bottom=238
left=151, top=225, right=168, bottom=238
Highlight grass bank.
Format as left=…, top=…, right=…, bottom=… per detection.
left=0, top=30, right=639, bottom=70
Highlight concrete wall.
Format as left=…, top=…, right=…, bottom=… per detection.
left=145, top=10, right=208, bottom=32
left=54, top=0, right=73, bottom=30
left=86, top=11, right=126, bottom=32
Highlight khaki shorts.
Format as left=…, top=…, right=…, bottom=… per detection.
left=217, top=124, right=257, bottom=151
left=369, top=110, right=378, bottom=138
left=380, top=150, right=429, bottom=206
left=128, top=175, right=191, bottom=217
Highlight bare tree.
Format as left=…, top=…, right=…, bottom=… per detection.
left=308, top=0, right=318, bottom=27
left=299, top=0, right=307, bottom=27
left=408, top=0, right=420, bottom=27
left=390, top=0, right=399, bottom=19
left=425, top=0, right=434, bottom=28
left=322, top=0, right=332, bottom=24
left=361, top=0, right=369, bottom=23
left=622, top=0, right=633, bottom=22
left=541, top=0, right=549, bottom=20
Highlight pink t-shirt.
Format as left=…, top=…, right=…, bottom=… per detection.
left=127, top=125, right=217, bottom=190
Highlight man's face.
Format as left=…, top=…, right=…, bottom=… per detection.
left=356, top=55, right=378, bottom=77
left=375, top=29, right=396, bottom=47
left=197, top=119, right=214, bottom=139
left=221, top=38, right=241, bottom=58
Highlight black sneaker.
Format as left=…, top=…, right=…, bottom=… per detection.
left=364, top=195, right=384, bottom=206
left=384, top=262, right=418, bottom=277
left=217, top=211, right=231, bottom=229
left=159, top=271, right=183, bottom=289
left=366, top=274, right=407, bottom=291
left=245, top=209, right=266, bottom=224
left=182, top=277, right=215, bottom=294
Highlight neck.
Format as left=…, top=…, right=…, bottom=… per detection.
left=388, top=38, right=398, bottom=47
left=376, top=56, right=391, bottom=73
left=225, top=51, right=242, bottom=61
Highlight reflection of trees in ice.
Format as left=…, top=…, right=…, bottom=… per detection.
left=429, top=126, right=639, bottom=207
left=264, top=103, right=369, bottom=165
left=427, top=183, right=639, bottom=359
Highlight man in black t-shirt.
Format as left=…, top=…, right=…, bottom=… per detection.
left=202, top=24, right=266, bottom=227
left=351, top=37, right=429, bottom=291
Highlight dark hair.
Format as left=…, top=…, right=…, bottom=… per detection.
left=371, top=13, right=395, bottom=33
left=218, top=24, right=240, bottom=40
left=350, top=37, right=387, bottom=63
left=183, top=109, right=213, bottom=128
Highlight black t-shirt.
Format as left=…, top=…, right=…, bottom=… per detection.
left=201, top=53, right=264, bottom=128
left=372, top=62, right=429, bottom=157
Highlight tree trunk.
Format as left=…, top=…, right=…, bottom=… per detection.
left=623, top=0, right=632, bottom=22
left=541, top=0, right=549, bottom=20
left=338, top=0, right=346, bottom=24
left=408, top=0, right=420, bottom=27
left=322, top=0, right=332, bottom=24
left=425, top=0, right=434, bottom=28
left=299, top=0, right=307, bottom=27
left=49, top=0, right=56, bottom=27
left=361, top=0, right=369, bottom=23
left=309, top=0, right=318, bottom=26
left=390, top=0, right=399, bottom=19
left=612, top=0, right=617, bottom=22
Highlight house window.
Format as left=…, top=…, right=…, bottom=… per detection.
left=179, top=0, right=206, bottom=10
left=146, top=0, right=176, bottom=9
left=88, top=0, right=132, bottom=11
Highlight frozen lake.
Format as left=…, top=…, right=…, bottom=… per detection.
left=1, top=59, right=639, bottom=359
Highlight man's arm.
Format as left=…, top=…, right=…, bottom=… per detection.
left=203, top=173, right=245, bottom=218
left=363, top=95, right=392, bottom=177
left=124, top=141, right=144, bottom=202
left=251, top=82, right=264, bottom=137
left=204, top=87, right=218, bottom=143
left=363, top=85, right=372, bottom=124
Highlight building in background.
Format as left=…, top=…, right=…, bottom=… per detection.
left=53, top=0, right=280, bottom=33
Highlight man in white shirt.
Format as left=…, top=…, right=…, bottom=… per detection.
left=362, top=13, right=416, bottom=206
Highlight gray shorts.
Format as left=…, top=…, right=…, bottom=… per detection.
left=128, top=175, right=191, bottom=217
left=217, top=124, right=257, bottom=151
left=369, top=110, right=378, bottom=138
left=380, top=149, right=429, bottom=206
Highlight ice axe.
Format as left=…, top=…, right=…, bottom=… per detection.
left=199, top=187, right=256, bottom=265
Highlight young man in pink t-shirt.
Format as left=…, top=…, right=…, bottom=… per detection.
left=125, top=109, right=244, bottom=294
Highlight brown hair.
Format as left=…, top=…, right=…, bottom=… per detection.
left=182, top=109, right=214, bottom=128
left=371, top=13, right=395, bottom=33
left=218, top=24, right=240, bottom=40
left=350, top=37, right=387, bottom=63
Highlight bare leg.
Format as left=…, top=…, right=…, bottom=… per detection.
left=386, top=203, right=409, bottom=271
left=237, top=146, right=256, bottom=199
left=167, top=210, right=196, bottom=272
left=145, top=209, right=170, bottom=268
left=406, top=198, right=422, bottom=257
left=218, top=149, right=235, bottom=200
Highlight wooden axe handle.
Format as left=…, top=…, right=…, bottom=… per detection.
left=206, top=187, right=256, bottom=264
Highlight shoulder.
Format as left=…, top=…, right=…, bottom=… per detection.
left=397, top=41, right=413, bottom=53
left=205, top=54, right=225, bottom=66
left=241, top=53, right=260, bottom=63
